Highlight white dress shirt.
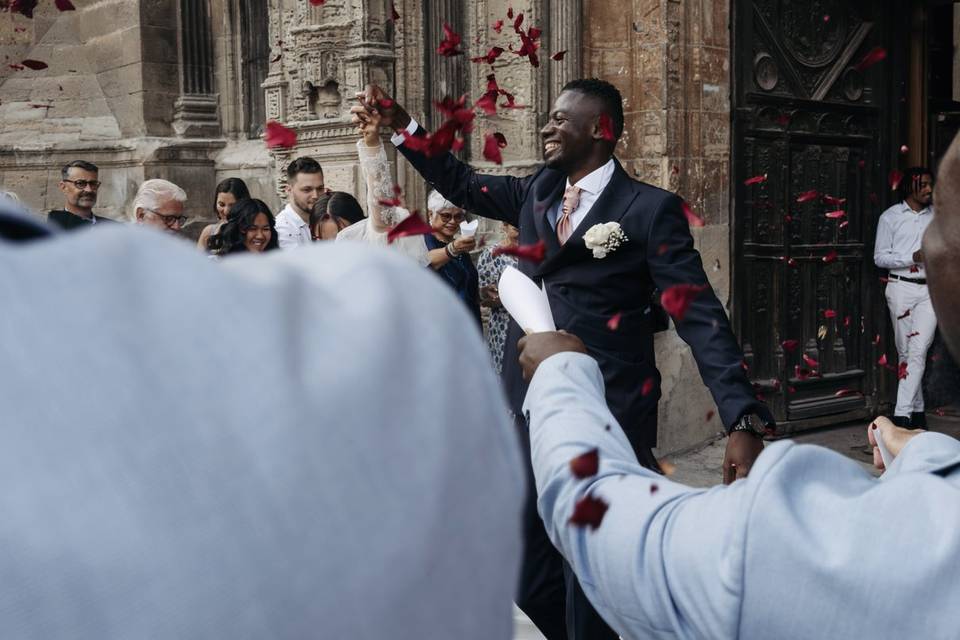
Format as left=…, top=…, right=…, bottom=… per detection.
left=874, top=201, right=934, bottom=276
left=0, top=225, right=524, bottom=639
left=275, top=203, right=312, bottom=249
left=393, top=119, right=615, bottom=236
left=525, top=351, right=960, bottom=640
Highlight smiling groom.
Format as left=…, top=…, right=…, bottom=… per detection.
left=355, top=78, right=774, bottom=640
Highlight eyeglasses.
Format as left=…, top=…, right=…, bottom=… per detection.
left=63, top=179, right=101, bottom=190
left=437, top=211, right=466, bottom=223
left=144, top=207, right=187, bottom=228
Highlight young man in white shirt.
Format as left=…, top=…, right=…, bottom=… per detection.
left=276, top=157, right=325, bottom=249
left=874, top=167, right=936, bottom=428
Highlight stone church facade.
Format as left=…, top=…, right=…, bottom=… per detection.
left=0, top=0, right=742, bottom=454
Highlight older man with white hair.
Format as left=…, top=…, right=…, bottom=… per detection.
left=133, top=179, right=188, bottom=234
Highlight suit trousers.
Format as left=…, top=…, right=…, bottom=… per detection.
left=885, top=279, right=938, bottom=417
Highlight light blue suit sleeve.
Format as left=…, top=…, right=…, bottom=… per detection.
left=524, top=352, right=758, bottom=639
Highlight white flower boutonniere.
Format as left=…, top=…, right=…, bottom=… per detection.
left=583, top=221, right=628, bottom=259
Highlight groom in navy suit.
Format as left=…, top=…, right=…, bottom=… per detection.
left=355, top=79, right=774, bottom=640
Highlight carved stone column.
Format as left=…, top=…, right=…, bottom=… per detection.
left=547, top=0, right=582, bottom=104
left=425, top=0, right=466, bottom=129
left=173, top=0, right=221, bottom=137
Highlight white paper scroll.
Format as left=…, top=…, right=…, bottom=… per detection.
left=459, top=219, right=479, bottom=237
left=498, top=265, right=555, bottom=334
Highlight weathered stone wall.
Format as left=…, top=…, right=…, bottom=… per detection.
left=584, top=0, right=734, bottom=454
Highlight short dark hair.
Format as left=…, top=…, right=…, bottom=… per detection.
left=899, top=166, right=933, bottom=201
left=311, top=191, right=365, bottom=228
left=61, top=160, right=99, bottom=180
left=286, top=157, right=323, bottom=181
left=561, top=78, right=625, bottom=141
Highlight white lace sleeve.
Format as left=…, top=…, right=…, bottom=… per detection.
left=357, top=139, right=397, bottom=232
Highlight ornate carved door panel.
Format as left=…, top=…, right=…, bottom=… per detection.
left=732, top=0, right=903, bottom=431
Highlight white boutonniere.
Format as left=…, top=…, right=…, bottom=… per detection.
left=583, top=221, right=628, bottom=259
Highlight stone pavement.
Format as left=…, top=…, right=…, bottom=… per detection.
left=513, top=407, right=960, bottom=639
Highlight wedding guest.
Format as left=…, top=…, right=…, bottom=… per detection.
left=478, top=222, right=519, bottom=375
left=0, top=201, right=523, bottom=639
left=334, top=108, right=428, bottom=265
left=133, top=179, right=187, bottom=235
left=355, top=79, right=774, bottom=639
left=874, top=167, right=937, bottom=428
left=49, top=160, right=115, bottom=229
left=515, top=132, right=960, bottom=640
left=276, top=157, right=324, bottom=249
left=425, top=190, right=480, bottom=325
left=311, top=191, right=363, bottom=241
left=207, top=198, right=278, bottom=256
left=197, top=178, right=251, bottom=251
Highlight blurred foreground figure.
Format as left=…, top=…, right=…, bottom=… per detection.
left=0, top=209, right=523, bottom=640
left=518, top=133, right=960, bottom=640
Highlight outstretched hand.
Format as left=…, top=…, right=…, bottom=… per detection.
left=350, top=104, right=383, bottom=147
left=354, top=84, right=411, bottom=132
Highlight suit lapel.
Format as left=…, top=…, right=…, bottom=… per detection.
left=529, top=172, right=565, bottom=258
left=535, top=159, right=639, bottom=276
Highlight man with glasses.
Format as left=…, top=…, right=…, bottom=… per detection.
left=49, top=160, right=115, bottom=230
left=133, top=179, right=188, bottom=235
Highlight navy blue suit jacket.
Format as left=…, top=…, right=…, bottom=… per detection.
left=398, top=138, right=771, bottom=448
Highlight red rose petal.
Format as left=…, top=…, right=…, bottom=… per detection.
left=744, top=174, right=768, bottom=186
left=309, top=0, right=325, bottom=4
left=386, top=210, right=433, bottom=244
left=889, top=169, right=904, bottom=191
left=878, top=353, right=888, bottom=366
left=873, top=334, right=881, bottom=346
left=802, top=354, right=819, bottom=368
left=822, top=250, right=838, bottom=263
left=650, top=483, right=659, bottom=495
left=907, top=331, right=920, bottom=339
left=854, top=46, right=887, bottom=72
left=492, top=240, right=546, bottom=264
left=641, top=377, right=655, bottom=396
left=552, top=50, right=567, bottom=61
left=475, top=91, right=498, bottom=115
left=897, top=309, right=911, bottom=320
left=55, top=0, right=75, bottom=10
left=681, top=200, right=705, bottom=228
left=898, top=362, right=909, bottom=380
left=823, top=309, right=837, bottom=318
left=706, top=410, right=715, bottom=422
left=568, top=495, right=608, bottom=530
left=21, top=59, right=48, bottom=70
left=606, top=312, right=622, bottom=331
left=825, top=210, right=846, bottom=219
left=660, top=284, right=709, bottom=321
left=9, top=0, right=38, bottom=18
left=569, top=449, right=599, bottom=479
left=781, top=339, right=800, bottom=352
left=480, top=185, right=490, bottom=193
left=492, top=19, right=504, bottom=33
left=507, top=7, right=514, bottom=19
left=513, top=11, right=524, bottom=31
left=483, top=132, right=504, bottom=164
left=470, top=46, right=505, bottom=65
left=822, top=194, right=846, bottom=206
left=844, top=316, right=851, bottom=328
left=598, top=113, right=615, bottom=141
left=263, top=120, right=297, bottom=149
left=794, top=366, right=812, bottom=381
left=796, top=190, right=819, bottom=203
left=437, top=23, right=464, bottom=57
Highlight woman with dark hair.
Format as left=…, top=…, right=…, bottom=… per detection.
left=197, top=178, right=251, bottom=251
left=311, top=191, right=365, bottom=241
left=207, top=198, right=279, bottom=256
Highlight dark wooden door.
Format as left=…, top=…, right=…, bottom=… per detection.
left=732, top=0, right=904, bottom=432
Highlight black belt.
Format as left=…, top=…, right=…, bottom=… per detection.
left=889, top=273, right=927, bottom=285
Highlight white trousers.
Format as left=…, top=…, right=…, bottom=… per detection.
left=884, top=279, right=938, bottom=416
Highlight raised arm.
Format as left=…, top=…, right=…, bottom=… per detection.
left=355, top=108, right=398, bottom=233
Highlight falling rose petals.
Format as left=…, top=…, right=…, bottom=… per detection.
left=660, top=284, right=709, bottom=321
left=802, top=354, right=819, bottom=369
left=897, top=362, right=909, bottom=380
left=844, top=315, right=852, bottom=328
left=794, top=366, right=812, bottom=381
left=606, top=312, right=622, bottom=331
left=598, top=113, right=616, bottom=141
left=854, top=46, right=887, bottom=72
left=9, top=0, right=38, bottom=18
left=822, top=250, right=838, bottom=264
left=55, top=0, right=75, bottom=9
left=437, top=23, right=464, bottom=56
left=493, top=240, right=547, bottom=264
left=507, top=6, right=514, bottom=19
left=909, top=264, right=920, bottom=273
left=897, top=309, right=911, bottom=320
left=569, top=449, right=599, bottom=478
left=878, top=353, right=888, bottom=367
left=839, top=220, right=849, bottom=229
left=569, top=495, right=608, bottom=530
left=822, top=194, right=846, bottom=206
left=470, top=46, right=505, bottom=65
left=825, top=210, right=846, bottom=219
left=552, top=50, right=567, bottom=61
left=889, top=169, right=904, bottom=191
left=387, top=211, right=433, bottom=244
left=650, top=483, right=659, bottom=495
left=21, top=59, right=48, bottom=70
left=681, top=200, right=705, bottom=228
left=823, top=309, right=838, bottom=319
left=781, top=339, right=800, bottom=352
left=641, top=377, right=655, bottom=396
left=263, top=120, right=297, bottom=149
left=796, top=190, right=819, bottom=203
left=480, top=185, right=490, bottom=193
left=377, top=184, right=403, bottom=208
left=513, top=11, right=524, bottom=31
left=492, top=19, right=504, bottom=33
left=744, top=174, right=768, bottom=186
left=907, top=331, right=920, bottom=339
left=483, top=132, right=505, bottom=164
left=475, top=91, right=498, bottom=115
left=309, top=0, right=326, bottom=4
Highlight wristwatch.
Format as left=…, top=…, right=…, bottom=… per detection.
left=729, top=413, right=768, bottom=438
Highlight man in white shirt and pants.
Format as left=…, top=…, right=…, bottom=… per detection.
left=874, top=167, right=936, bottom=428
left=275, top=157, right=325, bottom=248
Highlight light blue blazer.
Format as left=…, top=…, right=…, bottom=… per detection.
left=525, top=352, right=960, bottom=640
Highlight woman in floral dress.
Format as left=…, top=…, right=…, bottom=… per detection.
left=477, top=222, right=519, bottom=375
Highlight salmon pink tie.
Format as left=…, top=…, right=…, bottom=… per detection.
left=557, top=186, right=581, bottom=245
